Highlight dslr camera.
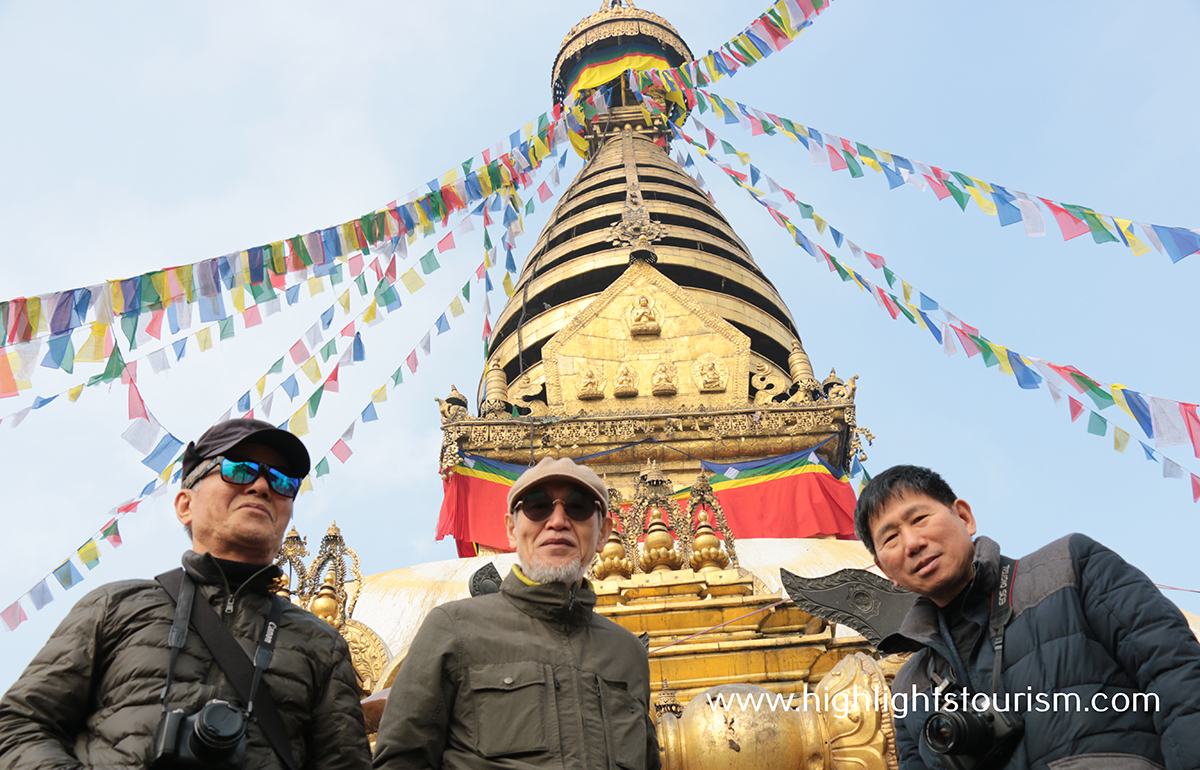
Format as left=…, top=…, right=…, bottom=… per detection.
left=150, top=699, right=248, bottom=769
left=923, top=691, right=1023, bottom=770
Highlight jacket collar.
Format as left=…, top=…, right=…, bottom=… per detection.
left=878, top=536, right=1002, bottom=654
left=500, top=566, right=596, bottom=628
left=181, top=550, right=281, bottom=595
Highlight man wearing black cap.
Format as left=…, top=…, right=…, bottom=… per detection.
left=0, top=419, right=372, bottom=770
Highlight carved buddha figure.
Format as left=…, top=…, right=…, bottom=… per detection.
left=700, top=362, right=721, bottom=390
left=578, top=366, right=604, bottom=400
left=629, top=295, right=661, bottom=336
left=651, top=362, right=677, bottom=396
left=614, top=363, right=638, bottom=397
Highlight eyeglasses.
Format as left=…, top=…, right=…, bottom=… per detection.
left=185, top=456, right=302, bottom=499
left=516, top=490, right=602, bottom=522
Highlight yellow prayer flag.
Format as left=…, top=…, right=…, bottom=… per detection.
left=75, top=323, right=108, bottom=363
left=1114, top=218, right=1151, bottom=256
left=533, top=137, right=550, bottom=163
left=1110, top=384, right=1138, bottom=423
left=197, top=327, right=213, bottom=352
left=813, top=214, right=828, bottom=235
left=400, top=268, right=425, bottom=294
left=300, top=357, right=321, bottom=384
left=449, top=296, right=465, bottom=317
left=965, top=185, right=998, bottom=216
left=372, top=386, right=388, bottom=403
left=109, top=281, right=123, bottom=315
left=175, top=266, right=196, bottom=302
left=362, top=301, right=377, bottom=325
left=861, top=157, right=883, bottom=173
left=735, top=150, right=751, bottom=166
left=1113, top=426, right=1131, bottom=453
left=152, top=272, right=172, bottom=307
left=442, top=168, right=459, bottom=186
left=502, top=272, right=517, bottom=298
left=159, top=461, right=176, bottom=483
left=338, top=290, right=351, bottom=314
left=991, top=344, right=1015, bottom=375
left=970, top=177, right=994, bottom=194
left=231, top=285, right=246, bottom=314
left=297, top=476, right=314, bottom=496
left=523, top=122, right=534, bottom=139
left=907, top=304, right=928, bottom=329
left=256, top=376, right=267, bottom=399
left=902, top=281, right=913, bottom=304
left=702, top=55, right=719, bottom=83
left=68, top=384, right=84, bottom=402
left=307, top=276, right=325, bottom=297
left=290, top=407, right=308, bottom=437
left=876, top=149, right=894, bottom=164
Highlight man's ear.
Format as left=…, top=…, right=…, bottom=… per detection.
left=952, top=499, right=977, bottom=538
left=598, top=514, right=614, bottom=547
left=874, top=556, right=901, bottom=589
left=175, top=490, right=193, bottom=528
left=505, top=512, right=517, bottom=551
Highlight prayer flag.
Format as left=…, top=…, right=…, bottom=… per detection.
left=53, top=560, right=84, bottom=590
left=78, top=539, right=100, bottom=570
left=1, top=600, right=27, bottom=631
left=437, top=453, right=526, bottom=556
left=102, top=518, right=122, bottom=547
left=332, top=439, right=353, bottom=463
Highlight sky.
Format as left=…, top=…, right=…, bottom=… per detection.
left=1, top=0, right=1198, bottom=692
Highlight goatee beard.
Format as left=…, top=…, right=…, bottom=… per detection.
left=522, top=555, right=585, bottom=585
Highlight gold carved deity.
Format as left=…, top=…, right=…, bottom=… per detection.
left=692, top=353, right=728, bottom=393
left=577, top=363, right=605, bottom=400
left=614, top=363, right=639, bottom=397
left=651, top=362, right=677, bottom=396
left=629, top=295, right=661, bottom=336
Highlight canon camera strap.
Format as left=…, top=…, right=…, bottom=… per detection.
left=157, top=568, right=299, bottom=770
left=988, top=556, right=1019, bottom=697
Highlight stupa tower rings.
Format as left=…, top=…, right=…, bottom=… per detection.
left=482, top=1, right=805, bottom=411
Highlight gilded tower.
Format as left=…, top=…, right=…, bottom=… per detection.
left=443, top=0, right=868, bottom=499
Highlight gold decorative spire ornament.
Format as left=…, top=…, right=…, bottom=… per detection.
left=593, top=528, right=633, bottom=580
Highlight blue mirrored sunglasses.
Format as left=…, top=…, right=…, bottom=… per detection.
left=186, top=456, right=301, bottom=499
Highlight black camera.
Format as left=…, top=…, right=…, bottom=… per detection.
left=150, top=699, right=248, bottom=769
left=923, top=694, right=1023, bottom=770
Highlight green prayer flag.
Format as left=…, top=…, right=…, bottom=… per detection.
left=461, top=282, right=470, bottom=302
left=218, top=316, right=235, bottom=340
left=328, top=264, right=344, bottom=286
left=355, top=274, right=368, bottom=296
left=970, top=335, right=999, bottom=368
left=419, top=250, right=440, bottom=275
left=268, top=357, right=285, bottom=375
left=796, top=201, right=814, bottom=220
left=89, top=344, right=126, bottom=386
left=856, top=143, right=878, bottom=161
left=882, top=267, right=897, bottom=288
left=315, top=457, right=330, bottom=477
left=1071, top=373, right=1116, bottom=410
left=943, top=180, right=970, bottom=211
left=1087, top=411, right=1108, bottom=437
left=248, top=280, right=276, bottom=303
left=484, top=230, right=492, bottom=250
left=950, top=171, right=975, bottom=188
left=320, top=339, right=338, bottom=361
left=696, top=91, right=708, bottom=113
left=307, top=387, right=323, bottom=417
left=462, top=158, right=473, bottom=175
left=360, top=214, right=377, bottom=245
left=891, top=297, right=916, bottom=324
left=832, top=259, right=852, bottom=282
left=391, top=366, right=403, bottom=387
left=525, top=198, right=535, bottom=215
left=141, top=272, right=163, bottom=310
left=720, top=139, right=738, bottom=156
left=844, top=153, right=864, bottom=178
left=120, top=314, right=139, bottom=350
left=1064, top=205, right=1120, bottom=245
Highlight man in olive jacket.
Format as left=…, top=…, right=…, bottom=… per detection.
left=373, top=457, right=660, bottom=770
left=0, top=419, right=372, bottom=770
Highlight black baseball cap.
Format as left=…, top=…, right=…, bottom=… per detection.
left=181, top=419, right=311, bottom=481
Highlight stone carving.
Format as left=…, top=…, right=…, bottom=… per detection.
left=651, top=362, right=677, bottom=396
left=577, top=363, right=606, bottom=400
left=629, top=295, right=661, bottom=336
left=613, top=363, right=639, bottom=398
left=692, top=353, right=727, bottom=393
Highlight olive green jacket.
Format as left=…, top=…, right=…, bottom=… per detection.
left=373, top=567, right=660, bottom=770
left=0, top=551, right=372, bottom=769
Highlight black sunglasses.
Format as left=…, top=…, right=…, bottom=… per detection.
left=516, top=490, right=601, bottom=522
left=185, top=456, right=302, bottom=499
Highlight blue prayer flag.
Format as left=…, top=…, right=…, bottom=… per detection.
left=362, top=402, right=378, bottom=423
left=29, top=579, right=53, bottom=610
left=435, top=314, right=450, bottom=335
left=173, top=339, right=187, bottom=361
left=143, top=434, right=184, bottom=474
left=282, top=375, right=299, bottom=400
left=285, top=285, right=301, bottom=306
left=881, top=164, right=905, bottom=190
left=320, top=305, right=335, bottom=330
left=919, top=293, right=939, bottom=311
left=353, top=333, right=366, bottom=362
left=237, top=392, right=251, bottom=412
left=53, top=560, right=84, bottom=590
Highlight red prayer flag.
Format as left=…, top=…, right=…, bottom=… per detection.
left=436, top=454, right=523, bottom=554
left=128, top=381, right=148, bottom=421
left=102, top=518, right=122, bottom=547
left=1040, top=198, right=1090, bottom=241
left=385, top=256, right=397, bottom=283
left=865, top=252, right=886, bottom=269
left=117, top=500, right=141, bottom=514
left=924, top=174, right=952, bottom=201
left=797, top=0, right=816, bottom=19
left=331, top=439, right=353, bottom=464
left=1069, top=397, right=1085, bottom=422
left=146, top=309, right=164, bottom=340
left=242, top=305, right=262, bottom=328
left=340, top=322, right=355, bottom=338
left=705, top=128, right=717, bottom=150
left=537, top=182, right=552, bottom=203
left=0, top=352, right=20, bottom=398
left=1193, top=473, right=1200, bottom=503
left=438, top=233, right=456, bottom=254
left=1180, top=402, right=1200, bottom=459
left=369, top=258, right=383, bottom=281
left=348, top=255, right=364, bottom=277
left=827, top=145, right=849, bottom=172
left=289, top=340, right=309, bottom=365
left=324, top=365, right=339, bottom=393
left=406, top=350, right=418, bottom=374
left=482, top=317, right=492, bottom=337
left=1, top=600, right=27, bottom=631
left=951, top=326, right=981, bottom=357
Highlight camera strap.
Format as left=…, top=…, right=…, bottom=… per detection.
left=988, top=556, right=1019, bottom=697
left=157, top=568, right=299, bottom=770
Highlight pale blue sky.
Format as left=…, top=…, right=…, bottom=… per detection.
left=1, top=0, right=1198, bottom=691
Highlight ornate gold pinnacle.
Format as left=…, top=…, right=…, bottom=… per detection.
left=594, top=527, right=634, bottom=580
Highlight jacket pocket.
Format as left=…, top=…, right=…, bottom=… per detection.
left=1048, top=754, right=1166, bottom=770
left=468, top=661, right=549, bottom=757
left=598, top=677, right=648, bottom=770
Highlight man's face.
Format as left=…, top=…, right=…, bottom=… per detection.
left=505, top=480, right=613, bottom=583
left=870, top=491, right=977, bottom=606
left=174, top=442, right=294, bottom=564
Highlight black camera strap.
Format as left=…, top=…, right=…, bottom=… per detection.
left=157, top=568, right=299, bottom=770
left=988, top=556, right=1019, bottom=697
